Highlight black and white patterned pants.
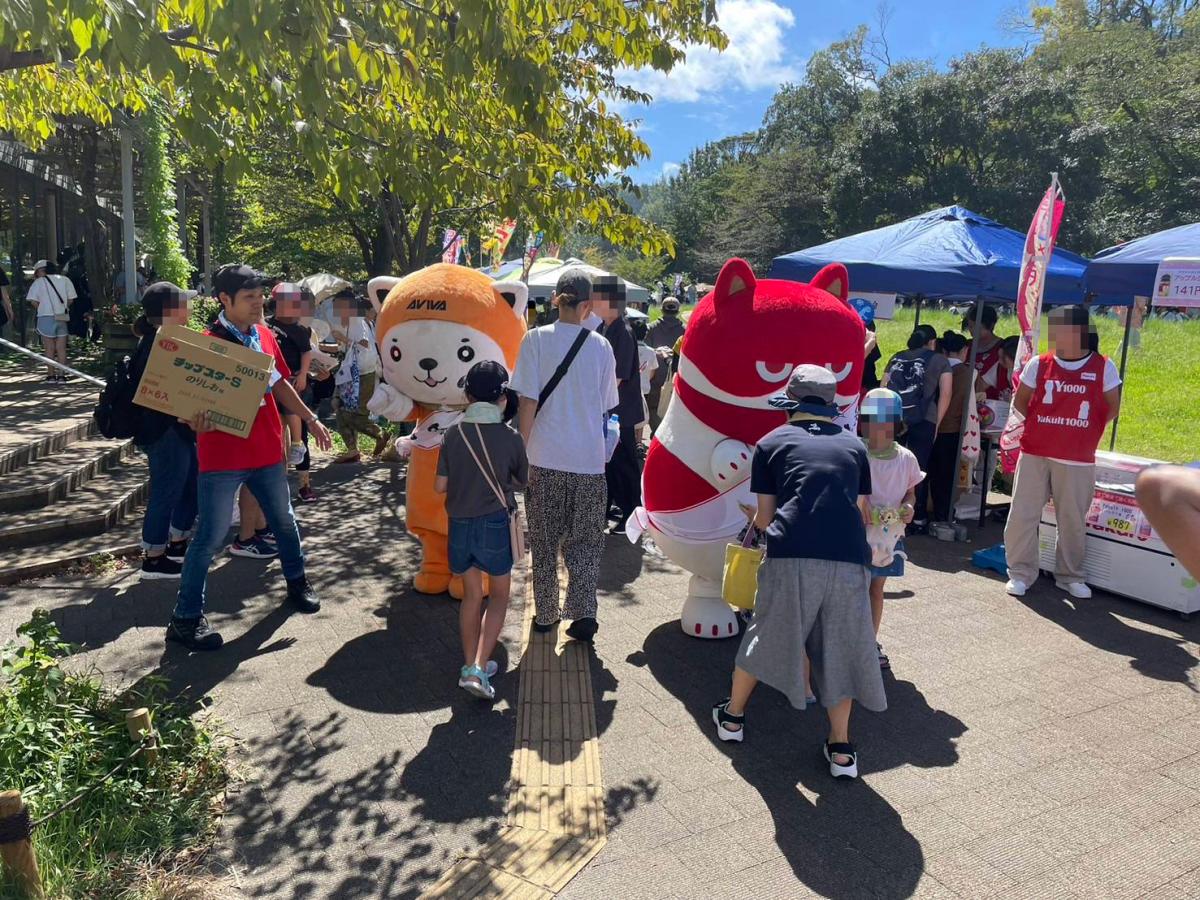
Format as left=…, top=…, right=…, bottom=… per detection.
left=527, top=464, right=607, bottom=625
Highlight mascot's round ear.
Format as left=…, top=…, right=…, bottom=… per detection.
left=713, top=258, right=757, bottom=305
left=491, top=280, right=529, bottom=321
left=367, top=276, right=401, bottom=312
left=811, top=263, right=850, bottom=303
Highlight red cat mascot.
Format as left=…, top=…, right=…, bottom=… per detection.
left=628, top=258, right=864, bottom=638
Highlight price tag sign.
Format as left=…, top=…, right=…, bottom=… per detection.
left=1086, top=489, right=1154, bottom=544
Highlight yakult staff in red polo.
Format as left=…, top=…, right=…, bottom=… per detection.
left=1004, top=305, right=1122, bottom=600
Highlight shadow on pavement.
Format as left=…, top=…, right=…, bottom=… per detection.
left=907, top=523, right=1200, bottom=688
left=631, top=622, right=966, bottom=898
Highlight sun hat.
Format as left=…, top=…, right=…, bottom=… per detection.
left=768, top=364, right=840, bottom=418
left=850, top=297, right=875, bottom=326
left=860, top=388, right=904, bottom=423
left=661, top=297, right=681, bottom=312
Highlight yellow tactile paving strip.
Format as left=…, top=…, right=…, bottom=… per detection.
left=425, top=570, right=607, bottom=898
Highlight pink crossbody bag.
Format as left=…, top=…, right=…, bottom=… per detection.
left=461, top=424, right=527, bottom=565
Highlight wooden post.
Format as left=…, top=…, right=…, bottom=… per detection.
left=125, top=708, right=158, bottom=764
left=0, top=791, right=43, bottom=898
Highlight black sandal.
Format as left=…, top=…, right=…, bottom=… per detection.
left=824, top=742, right=858, bottom=779
left=712, top=699, right=745, bottom=743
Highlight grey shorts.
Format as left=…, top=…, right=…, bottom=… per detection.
left=735, top=556, right=886, bottom=712
left=37, top=316, right=68, bottom=338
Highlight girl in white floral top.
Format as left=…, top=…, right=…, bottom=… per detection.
left=860, top=388, right=924, bottom=671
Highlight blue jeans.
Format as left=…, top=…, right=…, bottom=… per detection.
left=174, top=463, right=305, bottom=620
left=140, top=428, right=198, bottom=551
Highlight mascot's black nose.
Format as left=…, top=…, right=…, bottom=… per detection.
left=419, top=357, right=438, bottom=371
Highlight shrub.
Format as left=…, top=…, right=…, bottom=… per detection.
left=0, top=610, right=229, bottom=898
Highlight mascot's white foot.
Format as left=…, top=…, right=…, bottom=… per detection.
left=681, top=576, right=740, bottom=639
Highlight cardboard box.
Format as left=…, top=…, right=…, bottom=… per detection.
left=133, top=323, right=276, bottom=438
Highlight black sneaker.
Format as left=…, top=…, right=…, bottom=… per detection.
left=165, top=539, right=189, bottom=562
left=140, top=554, right=182, bottom=580
left=255, top=527, right=277, bottom=546
left=285, top=576, right=321, bottom=613
left=229, top=537, right=278, bottom=559
left=566, top=617, right=599, bottom=642
left=166, top=615, right=223, bottom=651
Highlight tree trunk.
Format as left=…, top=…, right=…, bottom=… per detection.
left=78, top=126, right=112, bottom=316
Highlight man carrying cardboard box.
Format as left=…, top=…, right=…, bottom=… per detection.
left=168, top=264, right=333, bottom=652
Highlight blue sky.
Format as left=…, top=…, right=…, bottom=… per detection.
left=622, top=0, right=1029, bottom=182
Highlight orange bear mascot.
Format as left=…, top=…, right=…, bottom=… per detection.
left=366, top=265, right=527, bottom=598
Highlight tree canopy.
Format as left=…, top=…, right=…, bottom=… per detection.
left=640, top=0, right=1200, bottom=279
left=0, top=1, right=726, bottom=269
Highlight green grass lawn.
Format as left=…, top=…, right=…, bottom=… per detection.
left=875, top=308, right=1200, bottom=464
left=652, top=302, right=1197, bottom=463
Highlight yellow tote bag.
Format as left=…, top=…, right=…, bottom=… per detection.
left=722, top=530, right=764, bottom=611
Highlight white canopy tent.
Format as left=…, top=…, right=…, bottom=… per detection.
left=522, top=258, right=650, bottom=305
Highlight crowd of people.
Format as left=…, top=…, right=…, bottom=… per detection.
left=65, top=255, right=1179, bottom=781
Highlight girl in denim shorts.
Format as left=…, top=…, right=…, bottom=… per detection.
left=435, top=360, right=528, bottom=700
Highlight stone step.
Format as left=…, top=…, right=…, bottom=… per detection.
left=0, top=455, right=149, bottom=551
left=0, top=416, right=96, bottom=475
left=0, top=437, right=135, bottom=513
left=0, top=521, right=141, bottom=586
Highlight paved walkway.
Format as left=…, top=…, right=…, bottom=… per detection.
left=2, top=460, right=1199, bottom=898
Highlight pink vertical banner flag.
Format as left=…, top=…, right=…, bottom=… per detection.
left=441, top=229, right=463, bottom=265
left=999, top=174, right=1065, bottom=473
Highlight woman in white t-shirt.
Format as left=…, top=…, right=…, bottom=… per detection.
left=26, top=260, right=77, bottom=382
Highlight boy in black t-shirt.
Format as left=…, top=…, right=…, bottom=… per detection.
left=269, top=283, right=316, bottom=499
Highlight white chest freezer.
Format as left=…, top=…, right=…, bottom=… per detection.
left=1038, top=451, right=1200, bottom=617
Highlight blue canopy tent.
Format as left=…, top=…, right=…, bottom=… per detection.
left=1084, top=222, right=1199, bottom=451
left=1084, top=222, right=1200, bottom=299
left=768, top=205, right=1106, bottom=306
left=769, top=205, right=1130, bottom=524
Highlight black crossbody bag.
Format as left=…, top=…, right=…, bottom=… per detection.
left=535, top=327, right=589, bottom=415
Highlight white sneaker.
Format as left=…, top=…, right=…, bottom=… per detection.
left=1005, top=579, right=1028, bottom=597
left=1056, top=581, right=1092, bottom=599
left=287, top=442, right=307, bottom=466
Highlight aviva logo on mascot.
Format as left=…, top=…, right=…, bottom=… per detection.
left=629, top=258, right=864, bottom=638
left=367, top=264, right=528, bottom=599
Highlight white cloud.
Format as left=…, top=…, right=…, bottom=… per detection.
left=621, top=0, right=800, bottom=104
left=661, top=161, right=681, bottom=180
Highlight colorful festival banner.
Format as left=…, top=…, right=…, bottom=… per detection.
left=521, top=230, right=545, bottom=280
left=999, top=174, right=1065, bottom=473
left=483, top=218, right=518, bottom=270
left=441, top=229, right=463, bottom=265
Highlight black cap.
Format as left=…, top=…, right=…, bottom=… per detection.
left=214, top=264, right=266, bottom=299
left=555, top=268, right=592, bottom=305
left=141, top=281, right=197, bottom=320
left=464, top=360, right=511, bottom=402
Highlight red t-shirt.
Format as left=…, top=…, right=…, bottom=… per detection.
left=197, top=324, right=292, bottom=473
left=971, top=338, right=1010, bottom=400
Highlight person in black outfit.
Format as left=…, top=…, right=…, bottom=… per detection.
left=594, top=276, right=643, bottom=533
left=130, top=282, right=200, bottom=579
left=268, top=283, right=318, bottom=502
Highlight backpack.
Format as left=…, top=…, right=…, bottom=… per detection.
left=94, top=354, right=141, bottom=439
left=886, top=350, right=934, bottom=425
